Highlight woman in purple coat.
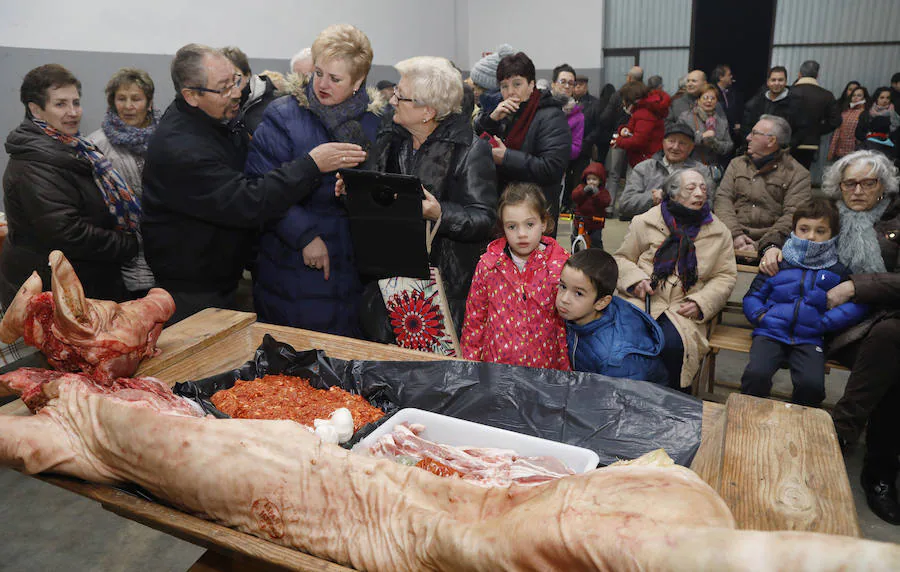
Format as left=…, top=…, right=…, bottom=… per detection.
left=245, top=24, right=384, bottom=336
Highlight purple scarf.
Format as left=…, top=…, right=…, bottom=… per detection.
left=651, top=198, right=713, bottom=292
left=101, top=108, right=159, bottom=156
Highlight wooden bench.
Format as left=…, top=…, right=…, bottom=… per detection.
left=703, top=323, right=848, bottom=401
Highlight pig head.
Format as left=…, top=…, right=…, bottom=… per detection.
left=0, top=251, right=175, bottom=380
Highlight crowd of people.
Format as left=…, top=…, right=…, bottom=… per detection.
left=1, top=23, right=900, bottom=525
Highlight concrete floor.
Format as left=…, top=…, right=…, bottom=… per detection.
left=0, top=218, right=896, bottom=571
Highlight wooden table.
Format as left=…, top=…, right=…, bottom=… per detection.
left=0, top=309, right=860, bottom=571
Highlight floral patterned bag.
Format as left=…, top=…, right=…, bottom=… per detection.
left=377, top=220, right=461, bottom=357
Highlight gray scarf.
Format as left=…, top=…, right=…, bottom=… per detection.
left=837, top=199, right=889, bottom=273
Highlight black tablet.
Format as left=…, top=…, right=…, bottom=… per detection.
left=340, top=169, right=430, bottom=279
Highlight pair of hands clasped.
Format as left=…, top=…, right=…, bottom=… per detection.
left=631, top=280, right=702, bottom=319
left=757, top=247, right=855, bottom=309
left=302, top=142, right=368, bottom=280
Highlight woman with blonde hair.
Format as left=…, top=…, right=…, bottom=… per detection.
left=245, top=24, right=383, bottom=336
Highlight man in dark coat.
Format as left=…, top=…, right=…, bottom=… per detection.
left=142, top=44, right=366, bottom=324
left=789, top=60, right=842, bottom=169
left=743, top=66, right=805, bottom=148
left=712, top=64, right=744, bottom=154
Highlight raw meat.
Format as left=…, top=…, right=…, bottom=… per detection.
left=0, top=371, right=898, bottom=571
left=0, top=251, right=175, bottom=380
left=367, top=422, right=575, bottom=486
left=211, top=374, right=384, bottom=431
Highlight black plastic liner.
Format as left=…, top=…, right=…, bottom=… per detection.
left=173, top=334, right=703, bottom=466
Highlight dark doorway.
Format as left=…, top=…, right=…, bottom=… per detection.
left=691, top=0, right=777, bottom=103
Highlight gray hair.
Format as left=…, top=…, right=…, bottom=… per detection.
left=171, top=43, right=218, bottom=92
left=627, top=66, right=643, bottom=82
left=662, top=167, right=710, bottom=199
left=394, top=56, right=463, bottom=120
left=799, top=60, right=820, bottom=79
left=759, top=114, right=791, bottom=147
left=822, top=150, right=900, bottom=199
left=647, top=75, right=663, bottom=90
left=290, top=47, right=312, bottom=72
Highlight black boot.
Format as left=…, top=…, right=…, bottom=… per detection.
left=861, top=463, right=900, bottom=525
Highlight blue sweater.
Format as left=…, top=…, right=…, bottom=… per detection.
left=567, top=296, right=668, bottom=384
left=743, top=262, right=868, bottom=346
left=245, top=95, right=380, bottom=336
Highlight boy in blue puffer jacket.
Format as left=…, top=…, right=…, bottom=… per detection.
left=741, top=199, right=868, bottom=406
left=556, top=249, right=669, bottom=384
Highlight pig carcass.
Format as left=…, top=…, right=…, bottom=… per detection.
left=0, top=368, right=897, bottom=571
left=0, top=250, right=175, bottom=380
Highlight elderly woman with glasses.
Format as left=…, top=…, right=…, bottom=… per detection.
left=347, top=56, right=497, bottom=345
left=809, top=150, right=900, bottom=525
left=0, top=64, right=139, bottom=307
left=88, top=68, right=158, bottom=298
left=677, top=83, right=733, bottom=178
left=245, top=24, right=384, bottom=337
left=614, top=167, right=736, bottom=391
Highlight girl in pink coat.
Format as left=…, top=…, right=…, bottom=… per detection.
left=462, top=183, right=571, bottom=370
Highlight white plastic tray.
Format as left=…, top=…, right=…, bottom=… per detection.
left=352, top=408, right=600, bottom=473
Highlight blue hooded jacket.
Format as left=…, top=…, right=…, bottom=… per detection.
left=743, top=261, right=868, bottom=346
left=566, top=296, right=669, bottom=384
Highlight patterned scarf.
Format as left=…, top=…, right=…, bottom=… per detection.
left=652, top=198, right=713, bottom=292
left=31, top=117, right=141, bottom=231
left=101, top=107, right=159, bottom=156
left=836, top=199, right=889, bottom=274
left=305, top=79, right=371, bottom=149
left=781, top=233, right=839, bottom=270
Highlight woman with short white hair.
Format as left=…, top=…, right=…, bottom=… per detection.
left=821, top=150, right=900, bottom=524
left=360, top=55, right=498, bottom=342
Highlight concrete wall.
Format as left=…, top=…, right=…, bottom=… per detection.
left=0, top=1, right=605, bottom=186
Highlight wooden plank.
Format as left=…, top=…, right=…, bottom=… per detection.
left=691, top=401, right=726, bottom=492
left=148, top=322, right=454, bottom=387
left=717, top=394, right=860, bottom=537
left=135, top=308, right=256, bottom=378
left=189, top=550, right=301, bottom=572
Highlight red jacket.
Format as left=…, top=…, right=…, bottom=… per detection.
left=571, top=162, right=611, bottom=233
left=461, top=236, right=570, bottom=370
left=616, top=89, right=671, bottom=167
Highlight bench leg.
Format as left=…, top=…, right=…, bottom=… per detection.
left=706, top=351, right=718, bottom=395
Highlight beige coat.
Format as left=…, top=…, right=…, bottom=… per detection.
left=614, top=206, right=737, bottom=387
left=714, top=150, right=811, bottom=251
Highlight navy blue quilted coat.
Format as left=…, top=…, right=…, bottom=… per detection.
left=566, top=296, right=669, bottom=384
left=245, top=94, right=380, bottom=337
left=743, top=262, right=868, bottom=346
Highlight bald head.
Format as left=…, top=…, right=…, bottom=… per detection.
left=685, top=70, right=706, bottom=96
left=627, top=66, right=643, bottom=83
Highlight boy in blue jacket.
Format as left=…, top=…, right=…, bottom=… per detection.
left=556, top=249, right=669, bottom=384
left=741, top=199, right=868, bottom=406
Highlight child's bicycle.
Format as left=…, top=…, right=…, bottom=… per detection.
left=569, top=214, right=605, bottom=253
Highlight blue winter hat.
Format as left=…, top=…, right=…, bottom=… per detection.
left=470, top=44, right=515, bottom=90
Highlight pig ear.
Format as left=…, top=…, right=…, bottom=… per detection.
left=0, top=272, right=43, bottom=343
left=49, top=251, right=93, bottom=336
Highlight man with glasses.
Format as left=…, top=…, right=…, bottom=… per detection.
left=552, top=63, right=585, bottom=213
left=142, top=44, right=367, bottom=324
left=715, top=115, right=811, bottom=255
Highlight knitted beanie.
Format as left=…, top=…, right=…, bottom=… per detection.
left=470, top=44, right=515, bottom=90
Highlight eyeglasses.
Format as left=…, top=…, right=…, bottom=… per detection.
left=700, top=95, right=717, bottom=102
left=392, top=86, right=416, bottom=104
left=750, top=129, right=774, bottom=138
left=556, top=79, right=575, bottom=87
left=187, top=73, right=243, bottom=96
left=840, top=178, right=880, bottom=191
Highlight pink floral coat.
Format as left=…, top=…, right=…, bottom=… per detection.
left=461, top=236, right=570, bottom=370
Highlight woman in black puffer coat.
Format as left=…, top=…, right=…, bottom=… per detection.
left=1, top=65, right=138, bottom=307
left=474, top=51, right=571, bottom=236
left=355, top=56, right=497, bottom=342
